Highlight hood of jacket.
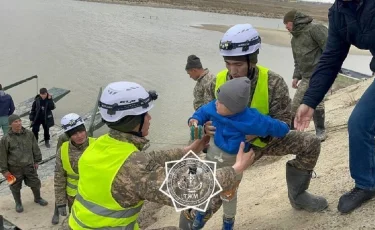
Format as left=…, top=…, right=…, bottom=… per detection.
left=291, top=11, right=313, bottom=37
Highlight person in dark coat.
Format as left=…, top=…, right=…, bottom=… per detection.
left=0, top=84, right=15, bottom=135
left=29, top=88, right=55, bottom=148
left=294, top=0, right=375, bottom=214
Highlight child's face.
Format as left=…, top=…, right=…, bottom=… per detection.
left=216, top=100, right=233, bottom=116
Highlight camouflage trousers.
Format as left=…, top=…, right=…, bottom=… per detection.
left=291, top=78, right=325, bottom=117
left=209, top=130, right=321, bottom=214
left=8, top=164, right=41, bottom=192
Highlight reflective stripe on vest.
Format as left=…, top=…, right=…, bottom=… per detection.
left=215, top=65, right=269, bottom=148
left=69, top=134, right=144, bottom=230
left=61, top=137, right=95, bottom=197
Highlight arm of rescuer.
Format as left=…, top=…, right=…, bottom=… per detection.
left=54, top=147, right=67, bottom=205
left=302, top=11, right=350, bottom=109
left=30, top=131, right=42, bottom=164
left=111, top=137, right=254, bottom=207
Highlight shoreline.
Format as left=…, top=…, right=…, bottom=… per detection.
left=78, top=0, right=332, bottom=23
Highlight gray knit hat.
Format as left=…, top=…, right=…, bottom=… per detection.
left=217, top=77, right=251, bottom=114
left=8, top=114, right=21, bottom=125
left=185, top=55, right=203, bottom=70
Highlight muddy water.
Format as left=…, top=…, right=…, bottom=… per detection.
left=0, top=0, right=372, bottom=149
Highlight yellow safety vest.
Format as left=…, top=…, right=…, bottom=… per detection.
left=61, top=137, right=96, bottom=197
left=215, top=65, right=269, bottom=148
left=69, top=134, right=144, bottom=230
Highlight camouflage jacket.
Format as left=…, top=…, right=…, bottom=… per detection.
left=54, top=138, right=90, bottom=205
left=291, top=11, right=328, bottom=80
left=0, top=127, right=42, bottom=173
left=56, top=133, right=69, bottom=154
left=193, top=69, right=216, bottom=111
left=211, top=67, right=292, bottom=126
left=109, top=129, right=238, bottom=208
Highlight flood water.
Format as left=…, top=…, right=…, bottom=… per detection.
left=0, top=0, right=372, bottom=148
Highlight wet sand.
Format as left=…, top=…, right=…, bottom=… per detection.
left=79, top=0, right=332, bottom=22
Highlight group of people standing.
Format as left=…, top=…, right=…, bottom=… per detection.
left=1, top=0, right=375, bottom=229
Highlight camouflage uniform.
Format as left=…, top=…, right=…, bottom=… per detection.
left=193, top=69, right=216, bottom=111
left=56, top=133, right=69, bottom=153
left=54, top=138, right=90, bottom=209
left=0, top=127, right=42, bottom=192
left=202, top=67, right=326, bottom=216
left=290, top=11, right=327, bottom=118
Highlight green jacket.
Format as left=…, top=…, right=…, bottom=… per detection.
left=291, top=11, right=328, bottom=80
left=0, top=127, right=42, bottom=173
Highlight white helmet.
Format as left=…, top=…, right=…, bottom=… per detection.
left=219, top=24, right=261, bottom=57
left=61, top=113, right=85, bottom=132
left=99, top=81, right=158, bottom=123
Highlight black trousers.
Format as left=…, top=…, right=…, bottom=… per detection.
left=32, top=119, right=50, bottom=141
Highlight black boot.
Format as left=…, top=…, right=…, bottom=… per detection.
left=313, top=109, right=327, bottom=142
left=45, top=140, right=50, bottom=148
left=51, top=203, right=60, bottom=225
left=11, top=191, right=24, bottom=213
left=31, top=187, right=48, bottom=206
left=337, top=187, right=375, bottom=214
left=286, top=163, right=328, bottom=212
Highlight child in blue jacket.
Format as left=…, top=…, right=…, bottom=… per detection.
left=188, top=77, right=289, bottom=226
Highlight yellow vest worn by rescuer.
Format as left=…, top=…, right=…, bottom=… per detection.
left=61, top=137, right=96, bottom=197
left=69, top=134, right=144, bottom=230
left=215, top=65, right=269, bottom=148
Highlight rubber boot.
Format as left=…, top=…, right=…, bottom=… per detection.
left=51, top=203, right=60, bottom=225
left=31, top=187, right=48, bottom=206
left=313, top=109, right=327, bottom=142
left=45, top=140, right=50, bottom=148
left=222, top=216, right=235, bottom=230
left=286, top=163, right=328, bottom=212
left=11, top=191, right=24, bottom=213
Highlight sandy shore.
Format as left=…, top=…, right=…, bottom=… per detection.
left=79, top=0, right=332, bottom=23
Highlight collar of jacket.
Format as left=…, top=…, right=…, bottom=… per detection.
left=8, top=127, right=26, bottom=135
left=108, top=128, right=150, bottom=151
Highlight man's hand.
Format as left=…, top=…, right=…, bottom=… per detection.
left=34, top=164, right=39, bottom=170
left=188, top=119, right=198, bottom=127
left=232, top=142, right=255, bottom=175
left=184, top=135, right=210, bottom=153
left=294, top=104, right=315, bottom=131
left=292, top=79, right=299, bottom=89
left=204, top=121, right=216, bottom=136
left=48, top=94, right=52, bottom=99
left=2, top=171, right=11, bottom=178
left=57, top=204, right=67, bottom=216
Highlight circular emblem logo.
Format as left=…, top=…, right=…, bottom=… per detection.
left=167, top=158, right=215, bottom=207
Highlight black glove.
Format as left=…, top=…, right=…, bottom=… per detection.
left=57, top=204, right=67, bottom=216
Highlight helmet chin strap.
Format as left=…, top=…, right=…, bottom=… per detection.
left=126, top=113, right=146, bottom=137
left=246, top=55, right=255, bottom=80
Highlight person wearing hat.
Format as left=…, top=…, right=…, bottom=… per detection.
left=185, top=77, right=290, bottom=229
left=185, top=54, right=216, bottom=111
left=0, top=83, right=15, bottom=135
left=283, top=9, right=328, bottom=141
left=0, top=114, right=48, bottom=213
left=29, top=87, right=56, bottom=148
left=51, top=113, right=96, bottom=225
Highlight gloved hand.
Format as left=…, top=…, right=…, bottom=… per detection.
left=57, top=204, right=67, bottom=216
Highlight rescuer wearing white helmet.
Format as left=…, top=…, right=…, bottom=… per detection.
left=68, top=81, right=257, bottom=230
left=51, top=113, right=96, bottom=225
left=179, top=24, right=328, bottom=230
